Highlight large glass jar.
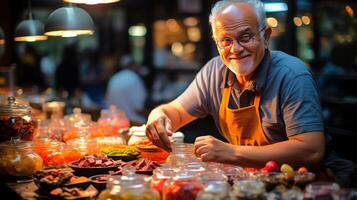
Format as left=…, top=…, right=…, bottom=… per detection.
left=231, top=179, right=266, bottom=200
left=151, top=164, right=176, bottom=196
left=98, top=167, right=160, bottom=200
left=0, top=139, right=43, bottom=177
left=33, top=138, right=66, bottom=168
left=0, top=97, right=38, bottom=142
left=304, top=182, right=340, bottom=200
left=162, top=169, right=204, bottom=200
left=64, top=138, right=101, bottom=163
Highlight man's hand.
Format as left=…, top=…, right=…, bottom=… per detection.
left=194, top=135, right=237, bottom=163
left=145, top=116, right=173, bottom=152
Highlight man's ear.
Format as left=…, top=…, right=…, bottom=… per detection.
left=263, top=27, right=272, bottom=48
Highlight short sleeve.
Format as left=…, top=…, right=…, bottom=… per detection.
left=281, top=74, right=324, bottom=136
left=175, top=62, right=213, bottom=117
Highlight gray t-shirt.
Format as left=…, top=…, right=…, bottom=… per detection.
left=176, top=50, right=324, bottom=143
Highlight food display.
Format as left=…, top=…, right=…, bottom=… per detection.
left=0, top=97, right=38, bottom=142
left=101, top=145, right=140, bottom=161
left=110, top=158, right=160, bottom=175
left=33, top=138, right=66, bottom=167
left=64, top=138, right=101, bottom=162
left=232, top=179, right=266, bottom=199
left=0, top=139, right=43, bottom=178
left=134, top=139, right=170, bottom=163
left=49, top=185, right=98, bottom=199
left=70, top=155, right=121, bottom=168
left=98, top=168, right=160, bottom=200
left=69, top=155, right=123, bottom=177
left=163, top=179, right=204, bottom=200
left=162, top=169, right=204, bottom=200
left=151, top=165, right=175, bottom=195
left=33, top=169, right=74, bottom=192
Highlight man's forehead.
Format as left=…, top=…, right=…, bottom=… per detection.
left=212, top=3, right=259, bottom=35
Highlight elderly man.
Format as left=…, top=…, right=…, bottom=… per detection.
left=146, top=0, right=325, bottom=169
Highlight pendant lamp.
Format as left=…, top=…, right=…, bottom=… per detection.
left=64, top=0, right=120, bottom=5
left=44, top=5, right=95, bottom=37
left=14, top=0, right=48, bottom=42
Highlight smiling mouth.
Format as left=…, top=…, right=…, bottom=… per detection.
left=230, top=55, right=249, bottom=60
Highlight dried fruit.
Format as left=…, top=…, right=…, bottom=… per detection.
left=264, top=161, right=279, bottom=172
left=298, top=167, right=308, bottom=174
left=280, top=164, right=294, bottom=173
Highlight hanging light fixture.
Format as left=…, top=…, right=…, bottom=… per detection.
left=63, top=0, right=120, bottom=5
left=14, top=0, right=48, bottom=42
left=44, top=4, right=95, bottom=37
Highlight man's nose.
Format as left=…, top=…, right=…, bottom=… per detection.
left=230, top=40, right=244, bottom=53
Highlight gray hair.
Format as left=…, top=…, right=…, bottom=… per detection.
left=209, top=0, right=266, bottom=30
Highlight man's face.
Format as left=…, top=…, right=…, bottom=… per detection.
left=212, top=3, right=269, bottom=77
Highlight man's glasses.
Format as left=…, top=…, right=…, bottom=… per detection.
left=215, top=26, right=266, bottom=49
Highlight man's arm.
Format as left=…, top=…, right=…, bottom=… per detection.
left=195, top=131, right=325, bottom=169
left=146, top=100, right=197, bottom=151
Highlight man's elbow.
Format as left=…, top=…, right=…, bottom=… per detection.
left=306, top=145, right=325, bottom=167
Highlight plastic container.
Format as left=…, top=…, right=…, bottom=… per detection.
left=98, top=166, right=160, bottom=200
left=0, top=138, right=43, bottom=178
left=0, top=97, right=38, bottom=142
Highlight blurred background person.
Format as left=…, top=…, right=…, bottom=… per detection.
left=15, top=44, right=46, bottom=92
left=79, top=48, right=107, bottom=107
left=55, top=42, right=81, bottom=97
left=106, top=54, right=148, bottom=124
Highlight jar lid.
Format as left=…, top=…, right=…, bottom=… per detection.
left=0, top=97, right=31, bottom=116
left=0, top=138, right=33, bottom=150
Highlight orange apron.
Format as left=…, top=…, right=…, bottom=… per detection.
left=218, top=83, right=270, bottom=146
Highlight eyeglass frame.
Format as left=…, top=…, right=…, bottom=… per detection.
left=214, top=26, right=267, bottom=50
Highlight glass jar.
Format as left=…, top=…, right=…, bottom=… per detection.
left=162, top=169, right=204, bottom=200
left=304, top=181, right=340, bottom=200
left=33, top=138, right=66, bottom=168
left=232, top=179, right=266, bottom=200
left=98, top=166, right=160, bottom=200
left=0, top=138, right=43, bottom=177
left=63, top=108, right=93, bottom=142
left=127, top=125, right=147, bottom=145
left=0, top=97, right=38, bottom=142
left=97, top=105, right=130, bottom=137
left=196, top=181, right=231, bottom=200
left=151, top=164, right=176, bottom=196
left=64, top=138, right=101, bottom=162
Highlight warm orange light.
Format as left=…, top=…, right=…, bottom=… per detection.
left=44, top=30, right=94, bottom=37
left=266, top=17, right=278, bottom=28
left=183, top=17, right=199, bottom=27
left=293, top=17, right=302, bottom=27
left=166, top=19, right=180, bottom=33
left=345, top=5, right=354, bottom=17
left=14, top=35, right=48, bottom=42
left=0, top=39, right=4, bottom=45
left=301, top=16, right=311, bottom=25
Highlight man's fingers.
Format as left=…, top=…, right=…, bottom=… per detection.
left=164, top=118, right=173, bottom=136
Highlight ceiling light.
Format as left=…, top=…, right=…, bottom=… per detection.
left=45, top=5, right=95, bottom=37
left=264, top=2, right=288, bottom=13
left=14, top=0, right=47, bottom=42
